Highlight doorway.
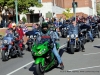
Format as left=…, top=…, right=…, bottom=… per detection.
left=30, top=14, right=39, bottom=23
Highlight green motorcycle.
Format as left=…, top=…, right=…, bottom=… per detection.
left=31, top=36, right=60, bottom=75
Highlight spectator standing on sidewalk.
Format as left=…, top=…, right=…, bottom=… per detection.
left=39, top=15, right=44, bottom=27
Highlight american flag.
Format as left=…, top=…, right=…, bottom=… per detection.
left=22, top=26, right=28, bottom=34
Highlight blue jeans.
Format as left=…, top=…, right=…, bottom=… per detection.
left=88, top=31, right=94, bottom=40
left=53, top=31, right=59, bottom=39
left=52, top=43, right=62, bottom=64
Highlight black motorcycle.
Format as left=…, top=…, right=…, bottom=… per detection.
left=80, top=24, right=92, bottom=42
left=26, top=35, right=34, bottom=51
left=67, top=32, right=81, bottom=54
left=60, top=24, right=68, bottom=38
left=91, top=23, right=100, bottom=38
left=80, top=29, right=87, bottom=44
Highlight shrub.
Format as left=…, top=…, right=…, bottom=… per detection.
left=22, top=16, right=27, bottom=23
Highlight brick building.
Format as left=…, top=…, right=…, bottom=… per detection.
left=20, top=0, right=97, bottom=22
left=97, top=0, right=100, bottom=2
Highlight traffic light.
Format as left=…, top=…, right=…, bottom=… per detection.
left=72, top=2, right=78, bottom=8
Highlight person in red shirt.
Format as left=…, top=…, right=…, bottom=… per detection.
left=16, top=25, right=24, bottom=40
left=16, top=25, right=25, bottom=53
left=8, top=21, right=12, bottom=28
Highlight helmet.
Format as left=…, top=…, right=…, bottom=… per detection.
left=12, top=23, right=16, bottom=28
left=42, top=22, right=48, bottom=29
left=41, top=22, right=48, bottom=34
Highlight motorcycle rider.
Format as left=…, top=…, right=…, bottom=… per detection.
left=2, top=28, right=14, bottom=55
left=68, top=18, right=85, bottom=51
left=11, top=25, right=24, bottom=54
left=35, top=22, right=64, bottom=70
left=82, top=19, right=94, bottom=42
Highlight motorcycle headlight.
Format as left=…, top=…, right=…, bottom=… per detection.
left=34, top=35, right=36, bottom=38
left=64, top=28, right=66, bottom=29
left=3, top=40, right=8, bottom=44
left=71, top=34, right=74, bottom=38
left=30, top=35, right=33, bottom=39
left=75, top=34, right=78, bottom=37
left=67, top=35, right=69, bottom=38
left=38, top=49, right=46, bottom=54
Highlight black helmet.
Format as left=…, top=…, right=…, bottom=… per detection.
left=42, top=22, right=48, bottom=29
left=41, top=22, right=49, bottom=34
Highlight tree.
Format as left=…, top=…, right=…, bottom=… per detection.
left=62, top=8, right=73, bottom=20
left=0, top=0, right=42, bottom=14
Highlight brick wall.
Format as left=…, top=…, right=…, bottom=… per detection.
left=42, top=0, right=53, bottom=2
left=97, top=0, right=100, bottom=2
left=63, top=0, right=92, bottom=8
left=42, top=0, right=92, bottom=9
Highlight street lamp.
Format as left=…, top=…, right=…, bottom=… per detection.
left=14, top=0, right=18, bottom=25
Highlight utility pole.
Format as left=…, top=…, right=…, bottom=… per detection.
left=14, top=0, right=18, bottom=25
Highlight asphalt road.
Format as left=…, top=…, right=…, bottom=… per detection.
left=0, top=38, right=100, bottom=75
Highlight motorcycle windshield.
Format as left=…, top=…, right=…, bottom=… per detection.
left=68, top=30, right=78, bottom=36
left=3, top=36, right=13, bottom=44
left=35, top=36, right=51, bottom=44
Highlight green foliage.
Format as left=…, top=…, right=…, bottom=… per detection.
left=63, top=8, right=73, bottom=20
left=0, top=0, right=43, bottom=13
left=22, top=16, right=27, bottom=23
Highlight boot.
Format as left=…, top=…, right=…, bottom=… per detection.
left=81, top=44, right=85, bottom=52
left=60, top=62, right=64, bottom=70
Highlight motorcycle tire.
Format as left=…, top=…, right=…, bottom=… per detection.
left=54, top=58, right=59, bottom=68
left=18, top=49, right=22, bottom=57
left=22, top=44, right=26, bottom=51
left=28, top=45, right=32, bottom=51
left=2, top=50, right=9, bottom=61
left=83, top=36, right=86, bottom=44
left=16, top=45, right=22, bottom=57
left=97, top=30, right=100, bottom=38
left=36, top=63, right=44, bottom=75
left=70, top=45, right=74, bottom=54
left=86, top=33, right=90, bottom=42
left=62, top=35, right=66, bottom=38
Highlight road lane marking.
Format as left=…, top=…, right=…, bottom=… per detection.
left=6, top=44, right=66, bottom=75
left=68, top=65, right=100, bottom=71
left=83, top=52, right=100, bottom=55
left=59, top=44, right=66, bottom=49
left=6, top=61, right=34, bottom=75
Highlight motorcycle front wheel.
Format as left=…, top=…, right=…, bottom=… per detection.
left=36, top=63, right=44, bottom=75
left=2, top=50, right=9, bottom=61
left=70, top=45, right=75, bottom=54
